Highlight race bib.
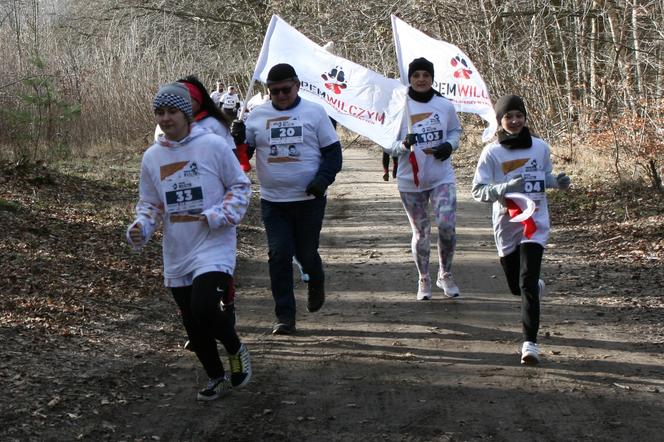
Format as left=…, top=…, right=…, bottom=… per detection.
left=161, top=162, right=205, bottom=213
left=415, top=113, right=445, bottom=150
left=522, top=160, right=545, bottom=200
left=269, top=118, right=304, bottom=145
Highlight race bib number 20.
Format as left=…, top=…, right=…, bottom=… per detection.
left=269, top=118, right=304, bottom=145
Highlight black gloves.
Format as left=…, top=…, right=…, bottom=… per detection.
left=432, top=142, right=453, bottom=161
left=403, top=133, right=417, bottom=149
left=230, top=120, right=246, bottom=145
left=306, top=177, right=328, bottom=199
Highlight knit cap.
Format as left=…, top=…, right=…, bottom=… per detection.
left=266, top=64, right=298, bottom=85
left=408, top=58, right=434, bottom=81
left=153, top=82, right=192, bottom=118
left=494, top=94, right=527, bottom=123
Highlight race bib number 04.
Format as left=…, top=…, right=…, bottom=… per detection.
left=522, top=171, right=545, bottom=200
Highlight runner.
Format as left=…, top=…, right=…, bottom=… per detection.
left=209, top=79, right=225, bottom=107
left=381, top=152, right=398, bottom=181
left=220, top=86, right=241, bottom=120
left=383, top=57, right=463, bottom=300
left=471, top=94, right=571, bottom=365
left=127, top=82, right=252, bottom=400
left=230, top=63, right=342, bottom=335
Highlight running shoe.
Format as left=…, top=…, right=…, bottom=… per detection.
left=520, top=341, right=540, bottom=365
left=293, top=257, right=310, bottom=282
left=417, top=277, right=432, bottom=300
left=436, top=272, right=460, bottom=298
left=307, top=280, right=325, bottom=312
left=538, top=279, right=546, bottom=300
left=272, top=322, right=296, bottom=335
left=197, top=375, right=231, bottom=401
left=228, top=343, right=252, bottom=388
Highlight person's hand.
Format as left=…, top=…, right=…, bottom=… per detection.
left=199, top=214, right=209, bottom=226
left=505, top=176, right=525, bottom=193
left=305, top=177, right=327, bottom=198
left=403, top=133, right=417, bottom=149
left=556, top=172, right=571, bottom=190
left=432, top=142, right=453, bottom=161
left=128, top=222, right=144, bottom=245
left=230, top=120, right=246, bottom=145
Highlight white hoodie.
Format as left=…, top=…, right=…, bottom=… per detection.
left=127, top=125, right=251, bottom=286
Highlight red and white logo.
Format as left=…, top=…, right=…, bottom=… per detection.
left=450, top=55, right=473, bottom=80
left=321, top=66, right=348, bottom=94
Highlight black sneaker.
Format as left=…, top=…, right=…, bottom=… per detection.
left=307, top=280, right=325, bottom=313
left=228, top=343, right=252, bottom=388
left=272, top=322, right=296, bottom=335
left=196, top=375, right=231, bottom=401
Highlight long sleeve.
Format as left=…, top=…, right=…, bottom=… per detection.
left=202, top=147, right=252, bottom=229
left=126, top=159, right=163, bottom=248
left=471, top=181, right=508, bottom=203
left=314, top=141, right=342, bottom=186
left=472, top=147, right=504, bottom=203
left=446, top=126, right=463, bottom=151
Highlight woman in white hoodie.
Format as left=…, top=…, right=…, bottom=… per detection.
left=384, top=57, right=463, bottom=301
left=127, top=82, right=252, bottom=400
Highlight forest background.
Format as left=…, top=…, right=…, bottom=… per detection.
left=0, top=0, right=662, bottom=191
left=1, top=2, right=663, bottom=440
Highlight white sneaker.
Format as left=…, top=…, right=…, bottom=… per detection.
left=436, top=272, right=460, bottom=298
left=538, top=279, right=546, bottom=300
left=520, top=341, right=540, bottom=365
left=293, top=257, right=309, bottom=282
left=417, top=277, right=432, bottom=300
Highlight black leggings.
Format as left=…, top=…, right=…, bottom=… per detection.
left=171, top=272, right=241, bottom=379
left=382, top=152, right=398, bottom=172
left=500, top=243, right=543, bottom=343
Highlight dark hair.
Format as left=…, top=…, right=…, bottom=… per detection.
left=178, top=75, right=230, bottom=127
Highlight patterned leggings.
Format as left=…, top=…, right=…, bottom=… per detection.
left=400, top=183, right=457, bottom=279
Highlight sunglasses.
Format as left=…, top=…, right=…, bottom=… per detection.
left=269, top=85, right=293, bottom=96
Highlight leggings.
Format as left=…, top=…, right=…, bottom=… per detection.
left=171, top=272, right=241, bottom=379
left=399, top=182, right=457, bottom=279
left=500, top=243, right=544, bottom=342
left=382, top=152, right=398, bottom=173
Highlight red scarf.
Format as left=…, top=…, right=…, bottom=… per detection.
left=506, top=198, right=537, bottom=239
left=408, top=150, right=419, bottom=187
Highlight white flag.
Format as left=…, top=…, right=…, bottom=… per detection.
left=252, top=15, right=407, bottom=149
left=391, top=15, right=497, bottom=142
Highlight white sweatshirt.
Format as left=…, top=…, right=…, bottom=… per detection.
left=127, top=125, right=251, bottom=286
left=384, top=95, right=462, bottom=192
left=472, top=136, right=553, bottom=256
left=245, top=99, right=339, bottom=202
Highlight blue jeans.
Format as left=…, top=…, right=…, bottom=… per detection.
left=261, top=197, right=326, bottom=323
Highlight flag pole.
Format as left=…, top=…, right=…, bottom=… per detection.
left=238, top=81, right=256, bottom=120
left=238, top=15, right=279, bottom=120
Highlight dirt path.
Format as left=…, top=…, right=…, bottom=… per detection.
left=146, top=146, right=662, bottom=441
left=3, top=145, right=663, bottom=441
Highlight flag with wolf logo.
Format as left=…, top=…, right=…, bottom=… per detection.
left=391, top=15, right=497, bottom=142
left=252, top=15, right=407, bottom=149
